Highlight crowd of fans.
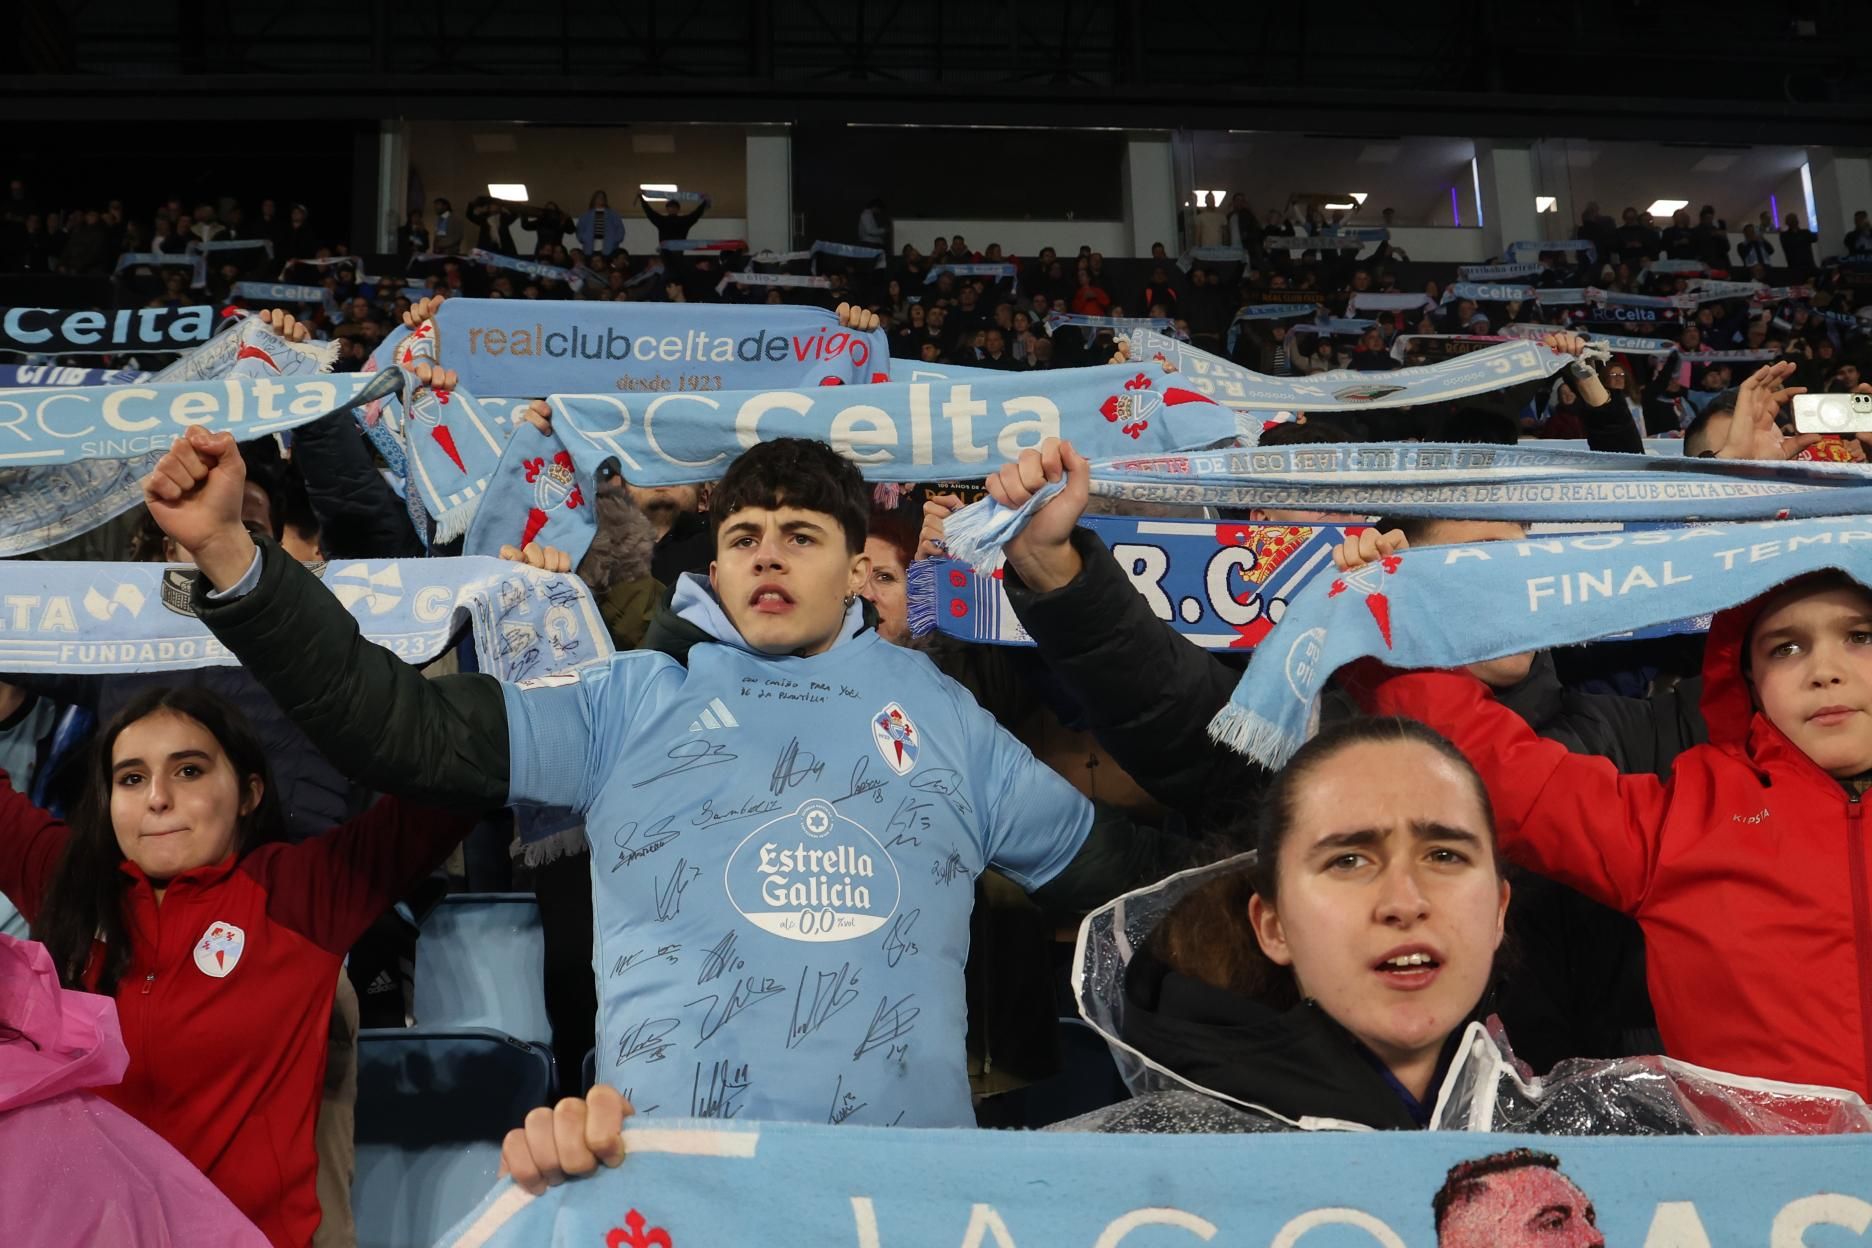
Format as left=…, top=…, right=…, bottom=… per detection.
left=5, top=174, right=1872, bottom=1248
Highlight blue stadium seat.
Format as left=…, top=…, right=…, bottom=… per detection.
left=414, top=893, right=551, bottom=1047
left=352, top=1027, right=555, bottom=1248
left=977, top=1018, right=1128, bottom=1129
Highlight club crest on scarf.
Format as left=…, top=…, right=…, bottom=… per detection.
left=1097, top=372, right=1221, bottom=441
left=465, top=421, right=601, bottom=568
left=1326, top=553, right=1402, bottom=648
left=724, top=798, right=902, bottom=941
left=871, top=702, right=920, bottom=776
left=606, top=1210, right=673, bottom=1248
left=520, top=449, right=585, bottom=547
left=193, top=921, right=245, bottom=979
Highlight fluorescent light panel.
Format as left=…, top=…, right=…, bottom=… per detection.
left=1535, top=196, right=1558, bottom=213
left=487, top=183, right=529, bottom=201
left=1647, top=199, right=1689, bottom=216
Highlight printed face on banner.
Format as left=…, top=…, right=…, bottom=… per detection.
left=1436, top=1157, right=1603, bottom=1247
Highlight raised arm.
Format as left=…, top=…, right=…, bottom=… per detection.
left=985, top=438, right=1267, bottom=811
left=143, top=420, right=512, bottom=811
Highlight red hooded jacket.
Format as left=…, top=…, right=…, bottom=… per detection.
left=0, top=774, right=475, bottom=1248
left=1370, top=591, right=1872, bottom=1099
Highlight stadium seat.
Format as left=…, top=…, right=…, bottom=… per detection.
left=974, top=1018, right=1129, bottom=1129
left=352, top=1027, right=555, bottom=1248
left=414, top=893, right=552, bottom=1047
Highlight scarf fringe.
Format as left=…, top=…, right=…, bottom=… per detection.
left=432, top=494, right=482, bottom=545
left=298, top=335, right=342, bottom=373
left=1207, top=702, right=1307, bottom=770
left=520, top=825, right=590, bottom=869
left=905, top=559, right=940, bottom=637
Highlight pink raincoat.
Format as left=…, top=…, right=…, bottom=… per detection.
left=0, top=933, right=267, bottom=1246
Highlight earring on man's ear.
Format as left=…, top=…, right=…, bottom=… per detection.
left=844, top=593, right=857, bottom=608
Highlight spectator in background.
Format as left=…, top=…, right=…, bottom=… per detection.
left=1845, top=209, right=1872, bottom=256
left=1194, top=194, right=1228, bottom=247
left=280, top=204, right=318, bottom=261
left=574, top=191, right=625, bottom=258
left=1138, top=265, right=1178, bottom=318
left=640, top=191, right=710, bottom=246
left=1613, top=207, right=1660, bottom=265
left=977, top=327, right=1021, bottom=370
left=1575, top=202, right=1616, bottom=264
left=59, top=209, right=112, bottom=276
left=467, top=196, right=519, bottom=256
left=1737, top=224, right=1775, bottom=268
left=1692, top=205, right=1730, bottom=269
left=1227, top=192, right=1257, bottom=254
left=522, top=201, right=569, bottom=251
left=1349, top=326, right=1398, bottom=371
left=432, top=197, right=464, bottom=255
left=858, top=198, right=890, bottom=249
left=1661, top=210, right=1695, bottom=261
left=1780, top=213, right=1818, bottom=279
left=395, top=209, right=429, bottom=262
left=1069, top=268, right=1112, bottom=318
left=254, top=198, right=290, bottom=255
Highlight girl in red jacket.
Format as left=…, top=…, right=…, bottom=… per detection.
left=1367, top=569, right=1872, bottom=1100
left=2, top=685, right=477, bottom=1248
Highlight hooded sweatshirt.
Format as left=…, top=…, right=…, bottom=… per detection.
left=0, top=933, right=267, bottom=1246
left=500, top=573, right=1094, bottom=1127
left=1370, top=588, right=1872, bottom=1099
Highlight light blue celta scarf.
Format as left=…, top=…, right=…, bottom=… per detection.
left=939, top=442, right=1872, bottom=572
left=0, top=317, right=348, bottom=557
left=422, top=298, right=893, bottom=397
left=1128, top=330, right=1576, bottom=410
left=1210, top=515, right=1872, bottom=768
left=0, top=556, right=612, bottom=688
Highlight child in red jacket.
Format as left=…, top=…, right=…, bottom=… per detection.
left=1366, top=567, right=1872, bottom=1100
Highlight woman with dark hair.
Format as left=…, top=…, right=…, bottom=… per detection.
left=1069, top=716, right=1870, bottom=1136
left=1, top=686, right=479, bottom=1247
left=1113, top=717, right=1510, bottom=1130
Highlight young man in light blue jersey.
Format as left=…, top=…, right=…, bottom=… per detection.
left=143, top=418, right=1132, bottom=1127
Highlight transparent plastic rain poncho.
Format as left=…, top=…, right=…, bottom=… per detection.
left=1056, top=853, right=1872, bottom=1136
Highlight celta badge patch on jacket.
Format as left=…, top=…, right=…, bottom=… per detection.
left=193, top=921, right=246, bottom=979
left=872, top=702, right=920, bottom=776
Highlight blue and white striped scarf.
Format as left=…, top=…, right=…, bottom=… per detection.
left=0, top=318, right=348, bottom=557
left=1128, top=330, right=1575, bottom=410
left=940, top=442, right=1872, bottom=572
left=0, top=556, right=611, bottom=688
left=469, top=248, right=583, bottom=291
left=1210, top=515, right=1872, bottom=768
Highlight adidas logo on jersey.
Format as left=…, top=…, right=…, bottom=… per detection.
left=689, top=697, right=740, bottom=733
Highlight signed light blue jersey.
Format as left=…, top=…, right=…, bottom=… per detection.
left=502, top=577, right=1093, bottom=1127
